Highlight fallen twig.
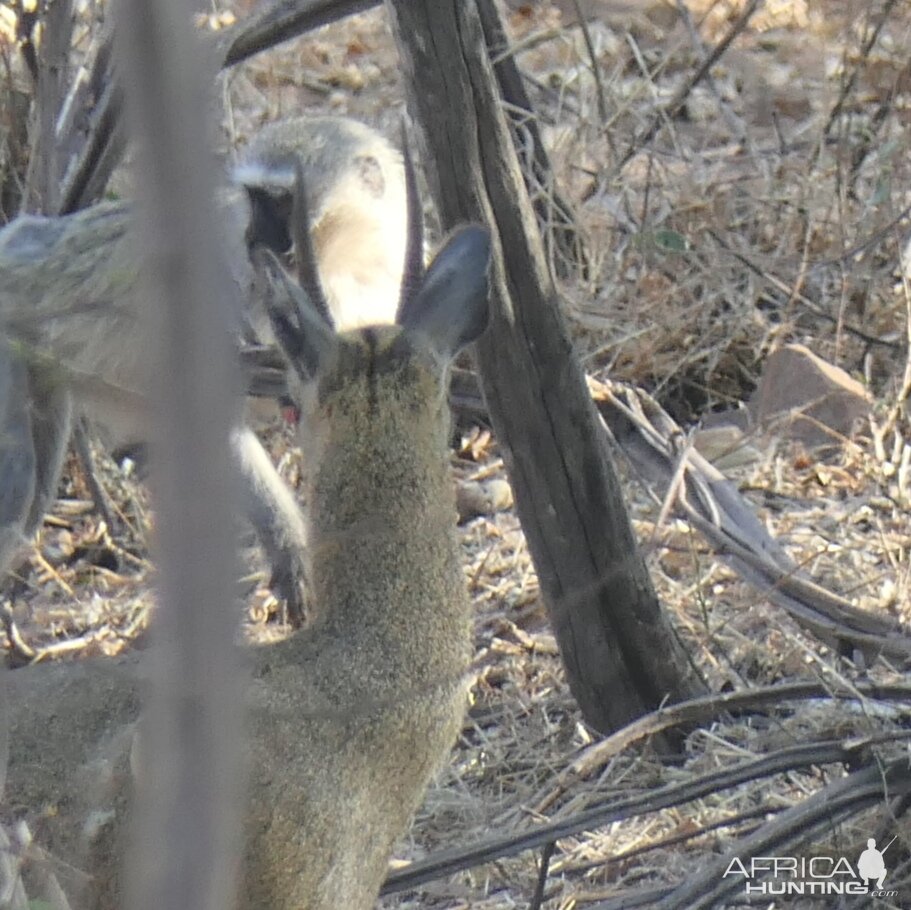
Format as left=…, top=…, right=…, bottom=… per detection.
left=381, top=733, right=909, bottom=895
left=591, top=378, right=911, bottom=662
left=594, top=756, right=911, bottom=910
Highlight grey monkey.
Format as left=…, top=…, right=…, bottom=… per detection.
left=237, top=115, right=407, bottom=330
left=0, top=115, right=407, bottom=625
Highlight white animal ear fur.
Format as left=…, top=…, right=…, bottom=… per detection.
left=233, top=161, right=298, bottom=191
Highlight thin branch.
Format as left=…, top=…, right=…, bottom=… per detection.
left=218, top=0, right=380, bottom=68
left=476, top=0, right=589, bottom=278
left=674, top=0, right=749, bottom=145
left=381, top=734, right=906, bottom=895
left=568, top=0, right=606, bottom=125
left=649, top=757, right=911, bottom=910
left=562, top=804, right=780, bottom=878
left=588, top=758, right=911, bottom=909
left=71, top=417, right=119, bottom=533
left=58, top=69, right=123, bottom=214
left=559, top=680, right=911, bottom=785
left=707, top=227, right=900, bottom=351
left=819, top=0, right=902, bottom=146
left=614, top=0, right=762, bottom=174
left=528, top=841, right=555, bottom=910
left=22, top=0, right=73, bottom=213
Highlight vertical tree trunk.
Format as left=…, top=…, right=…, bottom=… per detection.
left=386, top=0, right=706, bottom=734
left=114, top=1, right=244, bottom=907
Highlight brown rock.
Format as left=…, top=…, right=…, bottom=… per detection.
left=748, top=344, right=871, bottom=448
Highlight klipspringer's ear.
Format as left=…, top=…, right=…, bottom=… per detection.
left=400, top=225, right=491, bottom=361
left=253, top=247, right=335, bottom=381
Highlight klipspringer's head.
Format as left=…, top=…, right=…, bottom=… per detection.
left=251, top=134, right=491, bottom=460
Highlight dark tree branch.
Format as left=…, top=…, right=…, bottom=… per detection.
left=58, top=65, right=123, bottom=214
left=218, top=0, right=380, bottom=68
left=14, top=2, right=39, bottom=83
left=476, top=0, right=588, bottom=279
left=19, top=2, right=120, bottom=537
left=610, top=0, right=762, bottom=177
left=549, top=681, right=911, bottom=792
left=382, top=734, right=909, bottom=895
left=647, top=758, right=911, bottom=910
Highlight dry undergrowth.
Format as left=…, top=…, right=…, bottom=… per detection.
left=3, top=1, right=911, bottom=907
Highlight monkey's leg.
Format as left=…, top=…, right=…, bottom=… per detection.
left=0, top=346, right=38, bottom=574
left=22, top=368, right=73, bottom=539
left=230, top=425, right=310, bottom=626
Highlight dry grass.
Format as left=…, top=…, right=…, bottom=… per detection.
left=4, top=1, right=911, bottom=907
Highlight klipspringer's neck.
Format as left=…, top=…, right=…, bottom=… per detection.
left=306, top=432, right=469, bottom=657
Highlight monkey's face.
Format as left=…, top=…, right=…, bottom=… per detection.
left=244, top=186, right=294, bottom=259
